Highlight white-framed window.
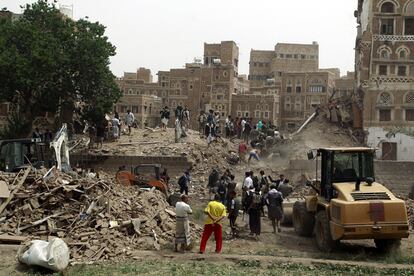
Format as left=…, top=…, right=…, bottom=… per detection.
left=264, top=111, right=269, bottom=119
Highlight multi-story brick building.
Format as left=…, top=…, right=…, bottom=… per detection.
left=249, top=42, right=319, bottom=88
left=335, top=72, right=355, bottom=99
left=280, top=71, right=336, bottom=129
left=115, top=72, right=163, bottom=128
left=355, top=0, right=414, bottom=160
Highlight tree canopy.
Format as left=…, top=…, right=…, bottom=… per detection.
left=0, top=0, right=121, bottom=137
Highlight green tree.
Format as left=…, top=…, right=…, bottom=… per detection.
left=0, top=0, right=121, bottom=138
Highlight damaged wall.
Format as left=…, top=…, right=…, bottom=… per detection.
left=366, top=127, right=414, bottom=160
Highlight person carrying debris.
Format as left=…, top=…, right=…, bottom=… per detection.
left=125, top=110, right=135, bottom=135
left=175, top=194, right=193, bottom=252
left=199, top=194, right=227, bottom=254
left=265, top=185, right=284, bottom=233
left=178, top=171, right=191, bottom=195
left=226, top=190, right=240, bottom=238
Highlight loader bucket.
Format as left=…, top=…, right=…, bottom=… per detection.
left=282, top=197, right=302, bottom=225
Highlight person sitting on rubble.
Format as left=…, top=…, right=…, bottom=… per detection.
left=175, top=194, right=193, bottom=252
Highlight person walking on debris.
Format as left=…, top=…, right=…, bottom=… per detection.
left=238, top=142, right=247, bottom=163
left=266, top=185, right=284, bottom=233
left=178, top=171, right=191, bottom=195
left=199, top=194, right=227, bottom=254
left=160, top=106, right=170, bottom=131
left=243, top=119, right=252, bottom=144
left=242, top=172, right=253, bottom=223
left=225, top=116, right=231, bottom=138
left=226, top=175, right=237, bottom=203
left=198, top=111, right=207, bottom=135
left=226, top=191, right=240, bottom=238
left=246, top=187, right=264, bottom=239
left=182, top=106, right=190, bottom=128
left=276, top=174, right=293, bottom=198
left=96, top=123, right=105, bottom=148
left=111, top=116, right=120, bottom=141
left=125, top=110, right=135, bottom=135
left=208, top=168, right=220, bottom=196
left=217, top=176, right=227, bottom=204
left=175, top=194, right=193, bottom=252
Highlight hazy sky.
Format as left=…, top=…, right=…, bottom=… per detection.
left=2, top=0, right=357, bottom=78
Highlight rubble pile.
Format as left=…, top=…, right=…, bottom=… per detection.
left=405, top=199, right=414, bottom=228
left=0, top=169, right=202, bottom=262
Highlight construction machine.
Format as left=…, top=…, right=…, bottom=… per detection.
left=116, top=164, right=169, bottom=196
left=292, top=147, right=410, bottom=252
left=0, top=124, right=71, bottom=173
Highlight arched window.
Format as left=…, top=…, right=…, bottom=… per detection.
left=397, top=47, right=409, bottom=59
left=406, top=0, right=414, bottom=13
left=405, top=92, right=414, bottom=104
left=378, top=92, right=393, bottom=105
left=379, top=48, right=391, bottom=59
left=381, top=2, right=395, bottom=13
left=237, top=104, right=242, bottom=110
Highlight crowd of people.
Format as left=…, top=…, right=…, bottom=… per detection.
left=174, top=167, right=293, bottom=253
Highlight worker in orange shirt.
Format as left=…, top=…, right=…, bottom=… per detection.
left=199, top=194, right=227, bottom=254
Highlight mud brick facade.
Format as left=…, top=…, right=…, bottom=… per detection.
left=356, top=0, right=414, bottom=160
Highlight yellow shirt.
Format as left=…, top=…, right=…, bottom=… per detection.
left=204, top=200, right=227, bottom=225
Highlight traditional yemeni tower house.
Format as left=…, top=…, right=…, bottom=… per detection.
left=355, top=0, right=414, bottom=160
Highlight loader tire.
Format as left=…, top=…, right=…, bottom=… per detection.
left=315, top=210, right=338, bottom=252
left=293, top=201, right=315, bottom=237
left=374, top=239, right=401, bottom=253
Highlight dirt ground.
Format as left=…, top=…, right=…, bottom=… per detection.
left=2, top=120, right=414, bottom=274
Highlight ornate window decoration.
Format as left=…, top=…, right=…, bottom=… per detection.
left=397, top=47, right=410, bottom=59
left=405, top=92, right=414, bottom=104
left=380, top=1, right=395, bottom=13
left=377, top=92, right=393, bottom=105
left=405, top=0, right=414, bottom=14
left=378, top=46, right=392, bottom=59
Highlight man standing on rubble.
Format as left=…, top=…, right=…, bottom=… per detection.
left=160, top=106, right=170, bottom=131
left=125, top=110, right=135, bottom=135
left=199, top=194, right=227, bottom=254
left=178, top=171, right=191, bottom=195
left=175, top=194, right=193, bottom=252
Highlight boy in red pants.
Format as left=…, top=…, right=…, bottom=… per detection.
left=199, top=194, right=227, bottom=254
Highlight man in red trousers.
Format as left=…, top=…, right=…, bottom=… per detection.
left=199, top=194, right=227, bottom=254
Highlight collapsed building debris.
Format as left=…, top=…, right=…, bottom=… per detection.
left=0, top=168, right=202, bottom=263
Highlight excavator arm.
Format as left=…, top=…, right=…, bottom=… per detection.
left=49, top=123, right=71, bottom=172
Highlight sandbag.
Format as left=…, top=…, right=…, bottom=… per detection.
left=17, top=237, right=69, bottom=272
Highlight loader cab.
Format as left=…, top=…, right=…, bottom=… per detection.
left=310, top=148, right=376, bottom=201
left=0, top=138, right=53, bottom=172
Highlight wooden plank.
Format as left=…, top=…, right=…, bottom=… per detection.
left=0, top=234, right=27, bottom=244
left=0, top=168, right=31, bottom=215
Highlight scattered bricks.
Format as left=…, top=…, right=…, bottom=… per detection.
left=21, top=204, right=32, bottom=216
left=29, top=198, right=40, bottom=209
